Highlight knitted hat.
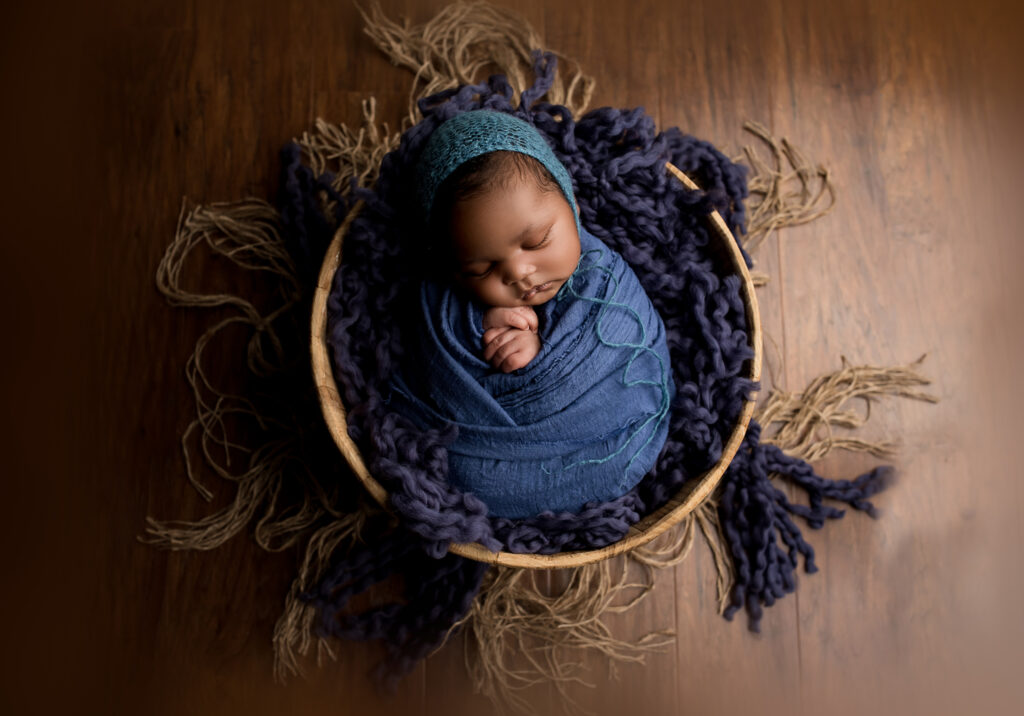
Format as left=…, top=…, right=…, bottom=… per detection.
left=415, top=110, right=580, bottom=234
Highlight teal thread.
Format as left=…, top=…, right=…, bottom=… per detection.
left=543, top=249, right=673, bottom=477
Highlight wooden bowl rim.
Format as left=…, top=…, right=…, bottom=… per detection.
left=310, top=161, right=762, bottom=569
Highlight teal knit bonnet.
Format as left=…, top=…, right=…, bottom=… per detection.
left=415, top=110, right=581, bottom=235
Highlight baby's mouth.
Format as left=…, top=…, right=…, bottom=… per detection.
left=521, top=281, right=554, bottom=301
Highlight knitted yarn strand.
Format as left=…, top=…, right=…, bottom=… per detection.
left=273, top=511, right=377, bottom=679
left=715, top=353, right=938, bottom=632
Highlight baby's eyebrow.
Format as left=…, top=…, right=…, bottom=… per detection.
left=510, top=223, right=538, bottom=244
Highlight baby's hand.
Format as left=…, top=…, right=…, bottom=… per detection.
left=482, top=328, right=541, bottom=373
left=482, top=306, right=538, bottom=333
left=481, top=306, right=540, bottom=373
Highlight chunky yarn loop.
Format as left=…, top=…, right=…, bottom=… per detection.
left=278, top=53, right=897, bottom=682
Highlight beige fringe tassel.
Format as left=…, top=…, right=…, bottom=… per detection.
left=143, top=194, right=387, bottom=680
left=147, top=100, right=404, bottom=678
left=360, top=0, right=594, bottom=127
left=145, top=199, right=306, bottom=548
left=736, top=120, right=837, bottom=286
left=455, top=495, right=738, bottom=715
left=757, top=354, right=940, bottom=460
left=143, top=194, right=387, bottom=677
left=295, top=97, right=401, bottom=205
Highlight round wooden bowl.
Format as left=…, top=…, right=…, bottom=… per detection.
left=311, top=161, right=762, bottom=569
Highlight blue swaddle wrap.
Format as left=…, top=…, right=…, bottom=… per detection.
left=389, top=228, right=675, bottom=518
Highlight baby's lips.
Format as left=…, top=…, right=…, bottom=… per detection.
left=520, top=281, right=552, bottom=301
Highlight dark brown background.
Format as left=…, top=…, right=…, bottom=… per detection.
left=2, top=0, right=1023, bottom=714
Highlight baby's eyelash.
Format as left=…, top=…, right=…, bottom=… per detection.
left=525, top=226, right=553, bottom=250
left=463, top=264, right=493, bottom=279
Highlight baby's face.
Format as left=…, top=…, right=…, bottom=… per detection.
left=448, top=173, right=581, bottom=308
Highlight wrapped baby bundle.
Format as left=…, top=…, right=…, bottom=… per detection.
left=390, top=227, right=674, bottom=518
left=389, top=110, right=674, bottom=519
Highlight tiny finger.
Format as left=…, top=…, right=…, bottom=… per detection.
left=519, top=307, right=539, bottom=332
left=500, top=351, right=530, bottom=373
left=483, top=329, right=518, bottom=362
left=509, top=312, right=529, bottom=330
left=482, top=326, right=511, bottom=346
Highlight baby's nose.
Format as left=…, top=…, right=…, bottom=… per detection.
left=502, top=256, right=536, bottom=284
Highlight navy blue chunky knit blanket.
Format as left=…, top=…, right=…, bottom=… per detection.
left=279, top=53, right=894, bottom=685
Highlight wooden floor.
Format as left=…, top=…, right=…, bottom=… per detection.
left=3, top=0, right=1022, bottom=714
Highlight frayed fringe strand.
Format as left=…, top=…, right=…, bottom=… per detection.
left=145, top=198, right=382, bottom=679
left=147, top=199, right=305, bottom=545
left=735, top=121, right=836, bottom=287
left=294, top=98, right=400, bottom=200
left=461, top=561, right=673, bottom=716
left=360, top=0, right=594, bottom=126
left=458, top=503, right=735, bottom=716
left=738, top=120, right=837, bottom=260
left=758, top=354, right=939, bottom=462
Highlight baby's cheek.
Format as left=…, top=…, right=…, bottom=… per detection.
left=565, top=237, right=582, bottom=269
left=481, top=276, right=509, bottom=305
left=466, top=278, right=503, bottom=307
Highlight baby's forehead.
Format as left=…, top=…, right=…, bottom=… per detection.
left=451, top=185, right=573, bottom=256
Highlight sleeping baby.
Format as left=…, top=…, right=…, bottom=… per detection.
left=389, top=110, right=675, bottom=520
left=427, top=146, right=580, bottom=373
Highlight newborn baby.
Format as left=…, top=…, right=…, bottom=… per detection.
left=432, top=149, right=581, bottom=372
left=392, top=110, right=674, bottom=519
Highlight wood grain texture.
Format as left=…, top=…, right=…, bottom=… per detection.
left=2, top=0, right=1022, bottom=715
